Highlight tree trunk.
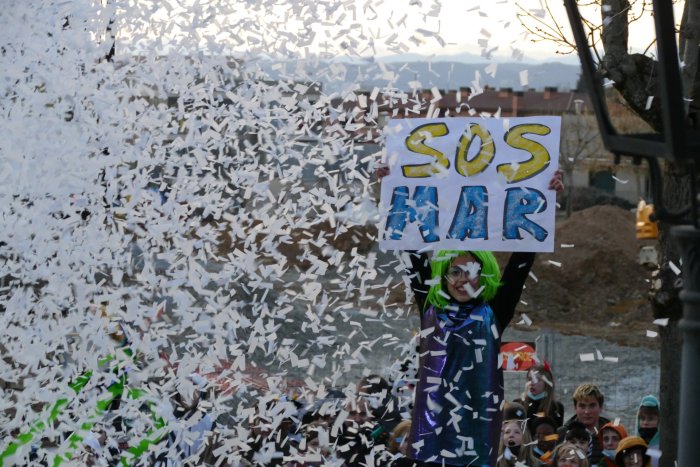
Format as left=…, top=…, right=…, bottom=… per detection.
left=601, top=0, right=663, bottom=129
left=651, top=162, right=698, bottom=467
left=652, top=166, right=687, bottom=467
left=600, top=1, right=700, bottom=464
left=565, top=167, right=574, bottom=218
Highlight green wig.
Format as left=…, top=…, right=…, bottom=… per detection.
left=424, top=250, right=502, bottom=310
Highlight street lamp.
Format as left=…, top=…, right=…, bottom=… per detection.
left=563, top=0, right=700, bottom=465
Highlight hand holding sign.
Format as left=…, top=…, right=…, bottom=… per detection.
left=378, top=117, right=561, bottom=252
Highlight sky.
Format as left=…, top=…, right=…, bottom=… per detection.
left=370, top=0, right=571, bottom=62
left=366, top=0, right=678, bottom=63
left=116, top=0, right=680, bottom=65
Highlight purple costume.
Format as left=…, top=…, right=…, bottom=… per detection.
left=405, top=252, right=535, bottom=466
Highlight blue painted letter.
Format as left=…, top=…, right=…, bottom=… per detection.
left=385, top=186, right=439, bottom=242
left=503, top=188, right=548, bottom=241
left=448, top=186, right=488, bottom=240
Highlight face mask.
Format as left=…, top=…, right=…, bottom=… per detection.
left=639, top=426, right=658, bottom=441
left=528, top=390, right=547, bottom=401
left=365, top=395, right=382, bottom=409
left=603, top=449, right=616, bottom=459
left=505, top=445, right=521, bottom=459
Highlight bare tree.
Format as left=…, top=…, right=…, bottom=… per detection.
left=559, top=113, right=605, bottom=217
left=520, top=1, right=700, bottom=465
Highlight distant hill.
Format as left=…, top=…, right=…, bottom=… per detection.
left=259, top=58, right=581, bottom=94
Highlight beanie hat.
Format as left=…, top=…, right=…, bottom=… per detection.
left=615, top=436, right=649, bottom=467
left=598, top=421, right=628, bottom=445
left=639, top=394, right=660, bottom=410
left=503, top=401, right=527, bottom=422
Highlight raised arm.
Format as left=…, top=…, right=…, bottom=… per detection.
left=490, top=252, right=535, bottom=332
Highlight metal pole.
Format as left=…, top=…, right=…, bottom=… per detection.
left=674, top=225, right=700, bottom=466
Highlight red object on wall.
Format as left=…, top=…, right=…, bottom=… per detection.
left=500, top=341, right=537, bottom=371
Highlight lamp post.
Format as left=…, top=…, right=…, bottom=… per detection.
left=563, top=0, right=700, bottom=465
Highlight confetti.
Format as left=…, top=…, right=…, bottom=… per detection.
left=0, top=2, right=636, bottom=465
left=518, top=313, right=533, bottom=326
left=669, top=261, right=681, bottom=275
left=519, top=70, right=529, bottom=87
left=645, top=96, right=654, bottom=110
left=653, top=318, right=670, bottom=326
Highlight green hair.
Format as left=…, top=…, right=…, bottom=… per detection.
left=424, top=250, right=502, bottom=310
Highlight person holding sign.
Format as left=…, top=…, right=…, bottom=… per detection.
left=377, top=162, right=563, bottom=466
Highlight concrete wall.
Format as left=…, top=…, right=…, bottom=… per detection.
left=571, top=162, right=649, bottom=203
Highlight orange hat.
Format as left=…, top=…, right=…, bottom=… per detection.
left=598, top=421, right=628, bottom=445
left=615, top=436, right=649, bottom=466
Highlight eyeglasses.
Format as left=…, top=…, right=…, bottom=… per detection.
left=445, top=263, right=481, bottom=281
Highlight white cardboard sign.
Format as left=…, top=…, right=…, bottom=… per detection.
left=379, top=116, right=561, bottom=252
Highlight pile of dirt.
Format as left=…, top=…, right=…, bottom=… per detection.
left=513, top=205, right=658, bottom=348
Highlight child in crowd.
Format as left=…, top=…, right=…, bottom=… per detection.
left=598, top=421, right=628, bottom=467
left=515, top=362, right=565, bottom=430
left=530, top=416, right=559, bottom=465
left=386, top=420, right=414, bottom=466
left=496, top=402, right=538, bottom=467
left=614, top=436, right=651, bottom=467
left=552, top=442, right=589, bottom=467
left=635, top=395, right=660, bottom=467
left=558, top=383, right=610, bottom=466
left=564, top=421, right=591, bottom=460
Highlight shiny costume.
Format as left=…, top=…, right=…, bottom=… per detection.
left=405, top=252, right=535, bottom=466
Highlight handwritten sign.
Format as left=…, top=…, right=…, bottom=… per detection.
left=379, top=117, right=560, bottom=252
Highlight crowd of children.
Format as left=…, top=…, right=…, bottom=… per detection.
left=207, top=370, right=661, bottom=467
left=495, top=375, right=661, bottom=467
